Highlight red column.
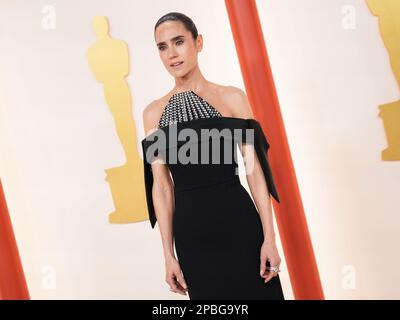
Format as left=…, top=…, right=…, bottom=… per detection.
left=0, top=178, right=30, bottom=299
left=225, top=0, right=324, bottom=299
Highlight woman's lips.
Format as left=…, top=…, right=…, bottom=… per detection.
left=170, top=61, right=184, bottom=68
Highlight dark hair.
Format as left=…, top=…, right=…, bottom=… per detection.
left=154, top=12, right=198, bottom=40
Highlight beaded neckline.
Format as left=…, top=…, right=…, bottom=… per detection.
left=158, top=90, right=223, bottom=128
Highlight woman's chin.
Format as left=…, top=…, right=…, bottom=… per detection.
left=170, top=69, right=187, bottom=77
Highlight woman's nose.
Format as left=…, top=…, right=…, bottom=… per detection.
left=168, top=47, right=178, bottom=58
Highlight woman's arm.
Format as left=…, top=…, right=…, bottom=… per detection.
left=229, top=87, right=281, bottom=283
left=142, top=101, right=188, bottom=295
left=151, top=163, right=176, bottom=259
left=143, top=101, right=176, bottom=259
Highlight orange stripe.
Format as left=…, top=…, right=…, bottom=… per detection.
left=0, top=178, right=30, bottom=299
left=225, top=0, right=324, bottom=299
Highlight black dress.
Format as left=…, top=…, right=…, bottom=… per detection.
left=141, top=90, right=285, bottom=300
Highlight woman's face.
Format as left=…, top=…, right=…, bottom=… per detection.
left=155, top=20, right=202, bottom=77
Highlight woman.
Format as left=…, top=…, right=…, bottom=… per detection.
left=141, top=11, right=285, bottom=300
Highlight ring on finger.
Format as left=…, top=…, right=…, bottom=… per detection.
left=267, top=265, right=281, bottom=273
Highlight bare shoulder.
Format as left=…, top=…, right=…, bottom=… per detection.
left=222, top=85, right=254, bottom=119
left=142, top=99, right=163, bottom=136
left=142, top=91, right=178, bottom=135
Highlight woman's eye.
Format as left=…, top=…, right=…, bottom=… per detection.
left=158, top=40, right=183, bottom=51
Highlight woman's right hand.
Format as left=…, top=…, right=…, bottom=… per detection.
left=165, top=256, right=188, bottom=295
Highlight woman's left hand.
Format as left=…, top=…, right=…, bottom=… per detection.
left=260, top=240, right=281, bottom=283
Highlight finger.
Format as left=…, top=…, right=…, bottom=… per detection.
left=269, top=269, right=278, bottom=278
left=172, top=275, right=187, bottom=295
left=272, top=266, right=280, bottom=277
left=260, top=255, right=268, bottom=277
left=260, top=269, right=269, bottom=278
left=167, top=276, right=179, bottom=292
left=177, top=272, right=188, bottom=290
left=169, top=285, right=184, bottom=295
left=173, top=279, right=187, bottom=295
left=264, top=273, right=274, bottom=283
left=268, top=261, right=281, bottom=276
left=174, top=283, right=187, bottom=295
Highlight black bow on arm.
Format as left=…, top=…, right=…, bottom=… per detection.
left=141, top=137, right=158, bottom=229
left=244, top=118, right=280, bottom=204
left=141, top=117, right=280, bottom=229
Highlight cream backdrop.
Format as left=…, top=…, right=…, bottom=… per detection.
left=0, top=0, right=398, bottom=299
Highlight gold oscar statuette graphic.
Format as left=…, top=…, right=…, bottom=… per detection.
left=86, top=16, right=148, bottom=224
left=366, top=0, right=400, bottom=160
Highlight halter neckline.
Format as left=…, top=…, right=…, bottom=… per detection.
left=169, top=90, right=202, bottom=102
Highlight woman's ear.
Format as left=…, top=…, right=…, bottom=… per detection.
left=196, top=34, right=203, bottom=52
